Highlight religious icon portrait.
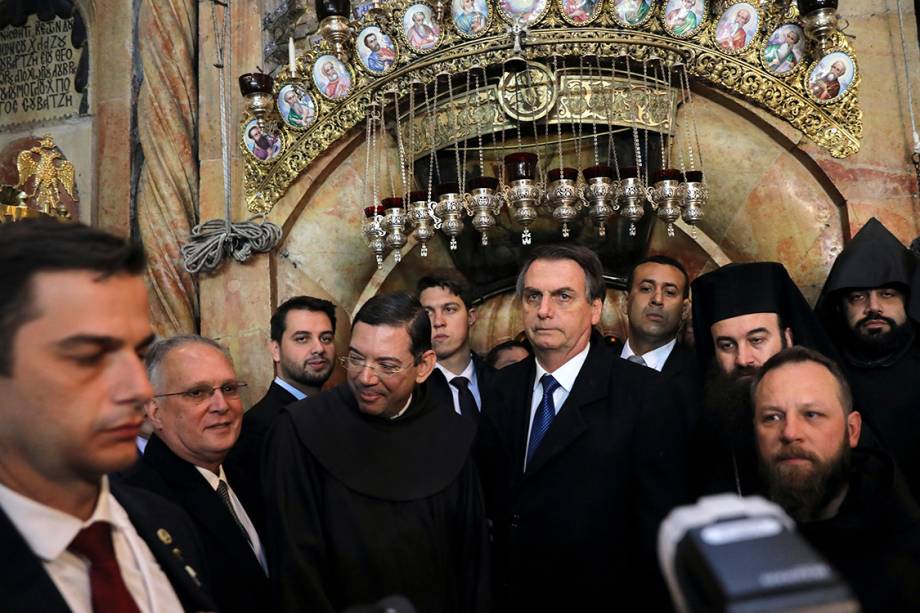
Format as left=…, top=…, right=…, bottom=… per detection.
left=357, top=26, right=398, bottom=75
left=560, top=0, right=602, bottom=25
left=762, top=23, right=806, bottom=76
left=662, top=0, right=706, bottom=38
left=452, top=0, right=490, bottom=37
left=714, top=2, right=760, bottom=54
left=402, top=4, right=442, bottom=52
left=611, top=0, right=654, bottom=28
left=498, top=0, right=550, bottom=27
left=243, top=119, right=283, bottom=162
left=277, top=85, right=317, bottom=130
left=312, top=55, right=353, bottom=101
left=807, top=51, right=856, bottom=103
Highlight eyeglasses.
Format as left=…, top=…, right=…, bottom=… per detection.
left=153, top=382, right=248, bottom=402
left=338, top=355, right=407, bottom=378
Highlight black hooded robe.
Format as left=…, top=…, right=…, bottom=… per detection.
left=815, top=217, right=920, bottom=500
left=261, top=376, right=490, bottom=613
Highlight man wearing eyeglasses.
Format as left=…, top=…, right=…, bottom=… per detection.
left=262, top=292, right=489, bottom=613
left=120, top=335, right=269, bottom=613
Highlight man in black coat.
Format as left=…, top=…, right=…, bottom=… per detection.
left=228, top=295, right=338, bottom=512
left=417, top=270, right=495, bottom=423
left=477, top=245, right=690, bottom=612
left=617, top=254, right=702, bottom=430
left=752, top=346, right=920, bottom=611
left=690, top=262, right=840, bottom=496
left=122, top=335, right=269, bottom=613
left=815, top=217, right=920, bottom=500
left=0, top=220, right=215, bottom=612
left=262, top=293, right=490, bottom=613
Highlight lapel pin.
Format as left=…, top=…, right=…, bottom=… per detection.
left=157, top=528, right=173, bottom=545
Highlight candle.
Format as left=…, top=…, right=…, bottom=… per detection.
left=289, top=37, right=296, bottom=77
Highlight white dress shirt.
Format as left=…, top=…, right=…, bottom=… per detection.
left=273, top=375, right=307, bottom=401
left=0, top=476, right=184, bottom=613
left=195, top=465, right=268, bottom=575
left=436, top=356, right=482, bottom=415
left=620, top=338, right=677, bottom=373
left=524, top=342, right=592, bottom=462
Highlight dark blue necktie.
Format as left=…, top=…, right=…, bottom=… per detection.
left=526, top=374, right=561, bottom=469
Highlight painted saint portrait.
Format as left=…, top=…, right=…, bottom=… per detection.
left=357, top=26, right=398, bottom=74
left=808, top=51, right=856, bottom=102
left=612, top=0, right=653, bottom=27
left=452, top=0, right=490, bottom=36
left=243, top=119, right=282, bottom=161
left=498, top=0, right=549, bottom=27
left=277, top=85, right=317, bottom=130
left=403, top=4, right=441, bottom=52
left=714, top=3, right=759, bottom=53
left=311, top=55, right=352, bottom=100
left=561, top=0, right=601, bottom=24
left=762, top=23, right=806, bottom=75
left=663, top=0, right=705, bottom=38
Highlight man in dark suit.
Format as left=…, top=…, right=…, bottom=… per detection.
left=0, top=219, right=215, bottom=612
left=228, top=295, right=338, bottom=511
left=418, top=270, right=494, bottom=422
left=477, top=245, right=690, bottom=612
left=619, top=255, right=702, bottom=420
left=122, top=335, right=269, bottom=613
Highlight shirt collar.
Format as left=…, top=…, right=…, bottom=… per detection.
left=533, top=341, right=592, bottom=394
left=273, top=376, right=307, bottom=401
left=0, top=475, right=123, bottom=561
left=435, top=355, right=477, bottom=384
left=389, top=394, right=413, bottom=420
left=194, top=464, right=228, bottom=491
left=621, top=338, right=677, bottom=372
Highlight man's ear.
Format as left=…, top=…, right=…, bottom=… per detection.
left=680, top=298, right=691, bottom=322
left=590, top=297, right=603, bottom=326
left=468, top=306, right=477, bottom=328
left=414, top=349, right=438, bottom=384
left=146, top=399, right=164, bottom=430
left=270, top=340, right=281, bottom=365
left=847, top=411, right=862, bottom=448
left=783, top=327, right=793, bottom=347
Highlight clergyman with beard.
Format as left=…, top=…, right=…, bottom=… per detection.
left=752, top=346, right=920, bottom=611
left=815, top=217, right=920, bottom=500
left=690, top=262, right=839, bottom=496
left=227, top=295, right=339, bottom=512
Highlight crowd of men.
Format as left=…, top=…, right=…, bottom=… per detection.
left=1, top=216, right=919, bottom=612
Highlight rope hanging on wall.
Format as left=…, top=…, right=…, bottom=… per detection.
left=181, top=0, right=282, bottom=275
left=895, top=0, right=920, bottom=198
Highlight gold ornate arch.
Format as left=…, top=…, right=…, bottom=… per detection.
left=243, top=1, right=861, bottom=214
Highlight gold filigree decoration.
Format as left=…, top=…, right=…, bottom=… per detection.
left=244, top=1, right=862, bottom=214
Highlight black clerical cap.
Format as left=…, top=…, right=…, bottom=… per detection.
left=815, top=218, right=918, bottom=326
left=692, top=262, right=838, bottom=368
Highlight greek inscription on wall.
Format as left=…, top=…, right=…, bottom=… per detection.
left=0, top=15, right=82, bottom=127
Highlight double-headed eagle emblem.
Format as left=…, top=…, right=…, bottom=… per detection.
left=17, top=136, right=77, bottom=219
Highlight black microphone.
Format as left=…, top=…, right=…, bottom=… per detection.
left=340, top=595, right=417, bottom=613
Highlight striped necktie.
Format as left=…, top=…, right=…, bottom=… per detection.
left=526, top=374, right=561, bottom=469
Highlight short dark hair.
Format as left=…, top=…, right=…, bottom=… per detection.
left=485, top=338, right=532, bottom=368
left=750, top=346, right=853, bottom=415
left=354, top=292, right=431, bottom=360
left=416, top=269, right=472, bottom=308
left=270, top=295, right=337, bottom=342
left=626, top=254, right=690, bottom=299
left=516, top=244, right=605, bottom=303
left=0, top=219, right=146, bottom=375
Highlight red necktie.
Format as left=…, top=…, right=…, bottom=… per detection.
left=69, top=522, right=142, bottom=613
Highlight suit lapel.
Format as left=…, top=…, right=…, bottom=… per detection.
left=112, top=483, right=213, bottom=612
left=0, top=505, right=71, bottom=612
left=144, top=437, right=264, bottom=575
left=524, top=340, right=612, bottom=477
